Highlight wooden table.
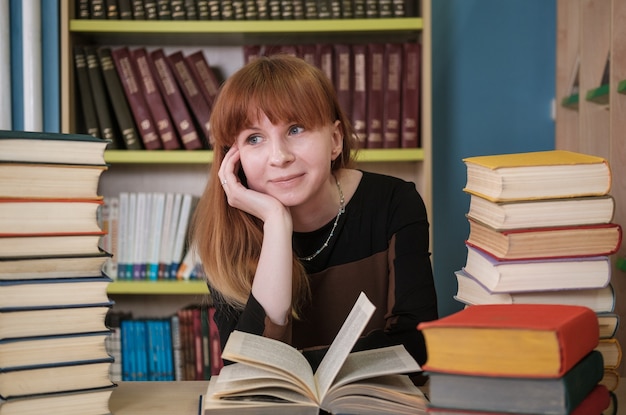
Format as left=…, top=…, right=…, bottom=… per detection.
left=109, top=379, right=626, bottom=414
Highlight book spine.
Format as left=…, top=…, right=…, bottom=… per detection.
left=143, top=0, right=158, bottom=19
left=118, top=0, right=134, bottom=19
left=318, top=43, right=334, bottom=86
left=149, top=49, right=202, bottom=150
left=171, top=0, right=187, bottom=19
left=220, top=0, right=234, bottom=19
left=366, top=43, right=385, bottom=148
left=131, top=0, right=146, bottom=19
left=111, top=47, right=163, bottom=150
left=184, top=0, right=198, bottom=19
left=105, top=0, right=120, bottom=18
left=77, top=0, right=90, bottom=18
left=401, top=42, right=421, bottom=148
left=132, top=48, right=181, bottom=150
left=85, top=46, right=120, bottom=147
left=196, top=0, right=210, bottom=19
left=73, top=47, right=101, bottom=139
left=91, top=0, right=106, bottom=18
left=351, top=44, right=367, bottom=149
left=208, top=306, right=223, bottom=375
left=41, top=0, right=60, bottom=133
left=166, top=51, right=212, bottom=148
left=156, top=0, right=173, bottom=19
left=97, top=47, right=143, bottom=150
left=184, top=52, right=220, bottom=110
left=334, top=44, right=352, bottom=129
left=0, top=1, right=10, bottom=129
left=382, top=43, right=402, bottom=148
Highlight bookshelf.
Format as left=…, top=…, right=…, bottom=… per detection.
left=555, top=0, right=626, bottom=375
left=60, top=1, right=432, bottom=308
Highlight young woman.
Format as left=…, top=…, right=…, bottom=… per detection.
left=191, top=54, right=438, bottom=373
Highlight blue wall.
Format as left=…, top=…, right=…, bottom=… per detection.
left=431, top=1, right=557, bottom=316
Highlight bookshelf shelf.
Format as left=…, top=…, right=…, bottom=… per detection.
left=107, top=280, right=209, bottom=295
left=103, top=148, right=425, bottom=164
left=69, top=18, right=423, bottom=34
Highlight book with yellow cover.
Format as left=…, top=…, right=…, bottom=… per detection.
left=462, top=150, right=611, bottom=202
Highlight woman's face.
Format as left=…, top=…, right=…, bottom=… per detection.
left=235, top=111, right=343, bottom=209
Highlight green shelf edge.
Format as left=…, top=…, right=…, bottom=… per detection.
left=104, top=148, right=425, bottom=164
left=70, top=18, right=423, bottom=34
left=107, top=280, right=209, bottom=295
left=618, top=79, right=626, bottom=94
left=585, top=84, right=609, bottom=104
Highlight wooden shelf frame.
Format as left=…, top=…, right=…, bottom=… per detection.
left=103, top=148, right=425, bottom=164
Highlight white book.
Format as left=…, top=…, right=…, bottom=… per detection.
left=170, top=194, right=197, bottom=279
left=127, top=192, right=138, bottom=280
left=21, top=0, right=43, bottom=131
left=147, top=192, right=166, bottom=280
left=159, top=193, right=182, bottom=279
left=116, top=192, right=130, bottom=280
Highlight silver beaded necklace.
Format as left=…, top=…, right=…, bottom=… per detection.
left=298, top=176, right=345, bottom=262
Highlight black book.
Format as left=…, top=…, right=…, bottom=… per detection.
left=73, top=47, right=100, bottom=139
left=131, top=0, right=146, bottom=19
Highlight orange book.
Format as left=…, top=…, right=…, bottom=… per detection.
left=418, top=304, right=599, bottom=378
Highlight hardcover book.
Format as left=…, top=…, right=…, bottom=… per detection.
left=72, top=47, right=100, bottom=139
left=0, top=129, right=108, bottom=165
left=462, top=245, right=611, bottom=293
left=148, top=49, right=202, bottom=150
left=466, top=194, right=615, bottom=231
left=97, top=47, right=143, bottom=150
left=0, top=162, right=107, bottom=199
left=132, top=48, right=180, bottom=150
left=202, top=292, right=427, bottom=414
left=0, top=233, right=106, bottom=258
left=0, top=385, right=115, bottom=415
left=465, top=219, right=622, bottom=260
left=418, top=303, right=599, bottom=378
left=462, top=150, right=611, bottom=202
left=366, top=43, right=385, bottom=148
left=427, top=350, right=604, bottom=415
left=111, top=47, right=163, bottom=150
left=453, top=269, right=616, bottom=314
left=0, top=253, right=110, bottom=280
left=382, top=43, right=402, bottom=148
left=185, top=51, right=221, bottom=110
left=401, top=42, right=421, bottom=148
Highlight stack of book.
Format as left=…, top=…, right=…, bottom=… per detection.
left=0, top=130, right=116, bottom=414
left=455, top=150, right=622, bottom=394
left=418, top=304, right=612, bottom=414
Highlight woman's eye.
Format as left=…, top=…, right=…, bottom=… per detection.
left=288, top=125, right=304, bottom=135
left=246, top=134, right=262, bottom=145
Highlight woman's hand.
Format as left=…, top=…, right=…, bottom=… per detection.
left=218, top=146, right=289, bottom=224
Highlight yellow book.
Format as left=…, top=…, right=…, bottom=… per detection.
left=463, top=150, right=611, bottom=202
left=595, top=338, right=622, bottom=369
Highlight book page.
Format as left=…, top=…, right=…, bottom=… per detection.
left=221, top=330, right=316, bottom=399
left=314, top=292, right=375, bottom=399
left=329, top=345, right=420, bottom=391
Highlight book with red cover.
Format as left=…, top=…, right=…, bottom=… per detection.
left=208, top=306, right=223, bottom=376
left=110, top=47, right=163, bottom=150
left=382, top=43, right=402, bottom=148
left=466, top=218, right=622, bottom=261
left=317, top=43, right=334, bottom=85
left=166, top=51, right=212, bottom=148
left=366, top=43, right=385, bottom=148
left=298, top=43, right=319, bottom=68
left=148, top=49, right=203, bottom=150
left=401, top=42, right=421, bottom=148
left=351, top=43, right=367, bottom=148
left=333, top=44, right=352, bottom=126
left=132, top=48, right=181, bottom=150
left=426, top=384, right=611, bottom=415
left=184, top=51, right=221, bottom=110
left=417, top=304, right=599, bottom=378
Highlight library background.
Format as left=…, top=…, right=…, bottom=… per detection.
left=2, top=0, right=626, bottom=414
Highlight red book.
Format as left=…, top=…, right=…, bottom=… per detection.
left=131, top=48, right=181, bottom=150
left=298, top=43, right=319, bottom=68
left=333, top=44, right=352, bottom=122
left=184, top=51, right=221, bottom=110
left=366, top=43, right=385, bottom=148
left=466, top=219, right=623, bottom=261
left=401, top=42, right=421, bottom=148
left=351, top=44, right=367, bottom=148
left=166, top=51, right=212, bottom=148
left=192, top=307, right=204, bottom=380
left=148, top=49, right=203, bottom=151
left=382, top=43, right=402, bottom=148
left=417, top=304, right=599, bottom=378
left=110, top=47, right=163, bottom=150
left=208, top=306, right=223, bottom=376
left=317, top=44, right=334, bottom=85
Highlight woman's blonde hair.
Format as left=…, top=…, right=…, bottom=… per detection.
left=191, top=54, right=358, bottom=313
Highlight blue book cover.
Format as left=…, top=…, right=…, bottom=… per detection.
left=40, top=0, right=60, bottom=132
left=9, top=0, right=24, bottom=130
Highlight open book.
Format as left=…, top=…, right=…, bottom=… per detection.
left=202, top=292, right=427, bottom=415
